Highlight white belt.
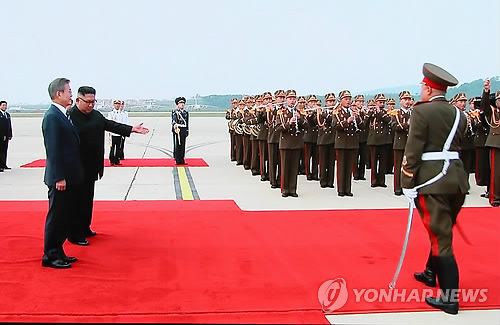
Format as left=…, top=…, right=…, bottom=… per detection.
left=421, top=151, right=459, bottom=161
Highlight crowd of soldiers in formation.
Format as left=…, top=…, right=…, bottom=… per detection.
left=224, top=89, right=493, bottom=200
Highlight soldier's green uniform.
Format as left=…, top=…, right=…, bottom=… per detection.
left=367, top=94, right=391, bottom=188
left=470, top=100, right=490, bottom=192
left=225, top=100, right=238, bottom=161
left=317, top=93, right=337, bottom=188
left=334, top=90, right=362, bottom=197
left=303, top=103, right=319, bottom=181
left=277, top=90, right=305, bottom=197
left=392, top=91, right=412, bottom=196
left=268, top=90, right=285, bottom=189
left=234, top=101, right=245, bottom=165
left=480, top=88, right=500, bottom=206
left=256, top=92, right=272, bottom=181
left=402, top=63, right=469, bottom=314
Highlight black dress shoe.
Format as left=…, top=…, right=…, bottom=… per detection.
left=379, top=184, right=387, bottom=188
left=0, top=169, right=3, bottom=172
left=312, top=177, right=320, bottom=181
left=320, top=184, right=327, bottom=188
left=425, top=296, right=458, bottom=315
left=480, top=192, right=489, bottom=198
left=260, top=176, right=269, bottom=181
left=3, top=167, right=11, bottom=170
left=63, top=256, right=78, bottom=263
left=395, top=191, right=403, bottom=196
left=338, top=192, right=345, bottom=197
left=353, top=177, right=359, bottom=181
left=42, top=258, right=71, bottom=269
left=370, top=184, right=377, bottom=188
left=289, top=193, right=298, bottom=197
left=306, top=175, right=313, bottom=181
left=327, top=184, right=335, bottom=188
left=281, top=193, right=289, bottom=197
left=271, top=184, right=279, bottom=189
left=414, top=268, right=436, bottom=287
left=359, top=177, right=366, bottom=180
left=345, top=193, right=353, bottom=197
left=492, top=200, right=500, bottom=207
left=69, top=239, right=89, bottom=246
left=251, top=171, right=260, bottom=176
left=236, top=162, right=243, bottom=166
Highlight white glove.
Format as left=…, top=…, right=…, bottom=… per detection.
left=402, top=188, right=418, bottom=202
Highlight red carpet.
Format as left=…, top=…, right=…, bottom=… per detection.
left=21, top=158, right=209, bottom=168
left=0, top=201, right=498, bottom=323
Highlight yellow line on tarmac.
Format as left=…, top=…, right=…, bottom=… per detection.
left=177, top=167, right=194, bottom=200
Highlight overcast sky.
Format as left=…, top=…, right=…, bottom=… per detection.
left=0, top=0, right=498, bottom=104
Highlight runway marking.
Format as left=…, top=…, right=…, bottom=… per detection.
left=173, top=167, right=200, bottom=200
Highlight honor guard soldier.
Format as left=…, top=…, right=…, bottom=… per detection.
left=268, top=90, right=285, bottom=189
left=317, top=93, right=337, bottom=188
left=334, top=90, right=363, bottom=197
left=402, top=63, right=470, bottom=314
left=365, top=99, right=376, bottom=170
left=256, top=92, right=272, bottom=181
left=248, top=96, right=261, bottom=176
left=367, top=94, right=391, bottom=187
left=470, top=97, right=490, bottom=197
left=234, top=100, right=245, bottom=165
left=454, top=93, right=475, bottom=174
left=353, top=95, right=369, bottom=180
left=276, top=90, right=305, bottom=197
left=302, top=96, right=319, bottom=180
left=241, top=97, right=253, bottom=170
left=392, top=91, right=412, bottom=196
left=172, top=97, right=189, bottom=165
left=226, top=98, right=238, bottom=161
left=297, top=96, right=307, bottom=176
left=386, top=98, right=396, bottom=174
left=108, top=99, right=124, bottom=165
left=480, top=80, right=500, bottom=207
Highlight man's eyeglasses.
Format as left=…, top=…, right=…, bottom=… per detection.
left=78, top=97, right=97, bottom=105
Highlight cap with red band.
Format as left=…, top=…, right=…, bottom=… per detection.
left=422, top=63, right=458, bottom=91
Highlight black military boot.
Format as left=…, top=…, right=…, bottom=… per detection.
left=425, top=256, right=459, bottom=315
left=414, top=252, right=436, bottom=287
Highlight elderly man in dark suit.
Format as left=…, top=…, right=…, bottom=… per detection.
left=0, top=100, right=12, bottom=171
left=67, top=86, right=149, bottom=245
left=41, top=78, right=84, bottom=269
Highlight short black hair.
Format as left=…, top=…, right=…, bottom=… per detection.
left=78, top=86, right=96, bottom=96
left=0, top=101, right=7, bottom=105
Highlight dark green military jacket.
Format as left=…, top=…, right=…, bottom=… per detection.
left=317, top=110, right=336, bottom=145
left=401, top=97, right=470, bottom=194
left=367, top=109, right=392, bottom=146
left=303, top=112, right=319, bottom=143
left=392, top=109, right=410, bottom=150
left=276, top=108, right=306, bottom=150
left=481, top=90, right=500, bottom=149
left=334, top=107, right=362, bottom=149
left=256, top=110, right=269, bottom=141
left=472, top=112, right=489, bottom=147
left=267, top=109, right=281, bottom=144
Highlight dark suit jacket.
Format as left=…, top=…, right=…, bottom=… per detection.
left=0, top=111, right=12, bottom=140
left=68, top=106, right=132, bottom=181
left=42, top=105, right=84, bottom=186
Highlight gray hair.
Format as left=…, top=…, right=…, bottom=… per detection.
left=48, top=78, right=70, bottom=100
